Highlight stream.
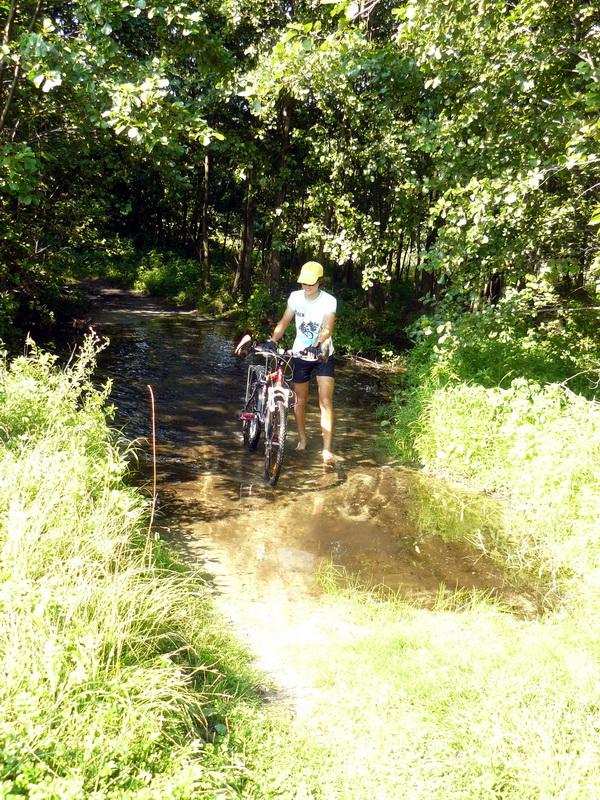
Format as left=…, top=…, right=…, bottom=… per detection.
left=87, top=284, right=534, bottom=702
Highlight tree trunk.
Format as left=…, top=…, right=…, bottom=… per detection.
left=0, top=0, right=19, bottom=104
left=266, top=94, right=293, bottom=298
left=394, top=232, right=404, bottom=280
left=200, top=152, right=210, bottom=285
left=317, top=204, right=333, bottom=263
left=0, top=0, right=43, bottom=136
left=233, top=171, right=255, bottom=296
left=221, top=208, right=231, bottom=260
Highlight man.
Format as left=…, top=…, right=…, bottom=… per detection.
left=264, top=261, right=337, bottom=466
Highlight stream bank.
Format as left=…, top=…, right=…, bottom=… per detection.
left=87, top=283, right=537, bottom=706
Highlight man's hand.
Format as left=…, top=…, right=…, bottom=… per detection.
left=259, top=339, right=277, bottom=352
left=304, top=343, right=321, bottom=357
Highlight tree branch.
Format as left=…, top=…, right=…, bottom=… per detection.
left=0, top=0, right=44, bottom=137
left=0, top=0, right=20, bottom=100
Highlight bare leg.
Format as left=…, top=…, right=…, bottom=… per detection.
left=293, top=381, right=309, bottom=449
left=316, top=375, right=335, bottom=462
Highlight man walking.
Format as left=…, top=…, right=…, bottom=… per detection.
left=264, top=261, right=337, bottom=465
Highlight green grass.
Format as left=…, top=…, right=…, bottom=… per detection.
left=389, top=283, right=600, bottom=597
left=0, top=335, right=268, bottom=798
left=247, top=578, right=600, bottom=800
left=2, top=326, right=600, bottom=799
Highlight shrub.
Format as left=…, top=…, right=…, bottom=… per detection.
left=134, top=250, right=204, bottom=305
left=390, top=280, right=600, bottom=590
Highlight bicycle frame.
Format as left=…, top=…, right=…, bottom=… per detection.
left=265, top=359, right=294, bottom=412
left=239, top=344, right=316, bottom=486
left=242, top=350, right=295, bottom=420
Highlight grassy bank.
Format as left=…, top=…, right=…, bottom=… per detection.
left=389, top=280, right=600, bottom=596
left=0, top=335, right=269, bottom=798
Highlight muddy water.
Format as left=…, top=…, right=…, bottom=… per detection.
left=89, top=284, right=529, bottom=617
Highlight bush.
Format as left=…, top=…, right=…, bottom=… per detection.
left=333, top=287, right=409, bottom=359
left=134, top=250, right=204, bottom=305
left=406, top=275, right=600, bottom=396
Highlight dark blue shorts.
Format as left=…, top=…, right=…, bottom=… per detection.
left=292, top=356, right=335, bottom=384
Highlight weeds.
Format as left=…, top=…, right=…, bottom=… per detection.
left=390, top=281, right=600, bottom=597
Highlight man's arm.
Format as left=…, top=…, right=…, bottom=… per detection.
left=270, top=306, right=295, bottom=343
left=318, top=312, right=336, bottom=346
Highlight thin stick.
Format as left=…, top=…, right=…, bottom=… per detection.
left=147, top=384, right=157, bottom=539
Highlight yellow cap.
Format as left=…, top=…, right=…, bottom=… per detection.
left=297, top=261, right=324, bottom=285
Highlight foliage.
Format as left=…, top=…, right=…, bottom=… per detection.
left=2, top=0, right=597, bottom=351
left=333, top=286, right=411, bottom=358
left=244, top=281, right=279, bottom=333
left=134, top=250, right=204, bottom=304
left=406, top=274, right=600, bottom=396
left=390, top=292, right=600, bottom=587
left=0, top=0, right=231, bottom=335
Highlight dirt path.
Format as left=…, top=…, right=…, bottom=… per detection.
left=87, top=284, right=529, bottom=710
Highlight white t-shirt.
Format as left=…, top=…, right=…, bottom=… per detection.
left=287, top=289, right=337, bottom=359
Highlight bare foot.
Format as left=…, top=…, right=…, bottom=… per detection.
left=322, top=449, right=337, bottom=466
left=295, top=440, right=307, bottom=452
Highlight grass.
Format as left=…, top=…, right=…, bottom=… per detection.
left=70, top=242, right=240, bottom=317
left=2, top=322, right=600, bottom=799
left=390, top=284, right=600, bottom=598
left=245, top=575, right=600, bottom=799
left=0, top=334, right=268, bottom=798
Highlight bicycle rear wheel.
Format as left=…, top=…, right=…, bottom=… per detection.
left=242, top=369, right=262, bottom=450
left=264, top=399, right=288, bottom=486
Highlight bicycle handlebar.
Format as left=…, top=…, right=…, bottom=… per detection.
left=253, top=344, right=318, bottom=361
left=234, top=334, right=318, bottom=362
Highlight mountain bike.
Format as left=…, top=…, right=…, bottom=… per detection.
left=236, top=336, right=315, bottom=487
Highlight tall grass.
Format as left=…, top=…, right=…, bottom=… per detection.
left=255, top=582, right=600, bottom=800
left=390, top=283, right=600, bottom=596
left=0, top=335, right=262, bottom=798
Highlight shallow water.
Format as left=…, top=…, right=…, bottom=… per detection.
left=88, top=283, right=533, bottom=614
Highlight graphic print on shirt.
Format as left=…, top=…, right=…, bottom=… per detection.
left=299, top=320, right=320, bottom=342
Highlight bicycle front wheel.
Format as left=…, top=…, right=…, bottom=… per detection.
left=242, top=370, right=262, bottom=450
left=264, top=399, right=288, bottom=486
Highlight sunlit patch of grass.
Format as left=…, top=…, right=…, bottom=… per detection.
left=255, top=582, right=600, bottom=799
left=404, top=379, right=600, bottom=596
left=390, top=311, right=600, bottom=604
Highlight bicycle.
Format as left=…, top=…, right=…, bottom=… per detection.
left=236, top=335, right=316, bottom=487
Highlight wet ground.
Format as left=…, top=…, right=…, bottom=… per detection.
left=87, top=284, right=534, bottom=700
